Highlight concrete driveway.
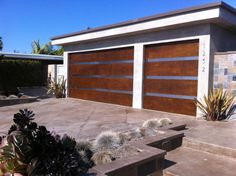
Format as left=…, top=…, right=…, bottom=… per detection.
left=0, top=98, right=235, bottom=144
left=1, top=98, right=236, bottom=176
left=0, top=98, right=194, bottom=140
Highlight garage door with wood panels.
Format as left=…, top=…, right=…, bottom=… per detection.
left=143, top=40, right=199, bottom=116
left=68, top=47, right=134, bottom=106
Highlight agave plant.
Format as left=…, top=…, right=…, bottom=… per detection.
left=195, top=88, right=236, bottom=121
left=47, top=76, right=66, bottom=98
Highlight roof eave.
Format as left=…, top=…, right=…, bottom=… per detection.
left=0, top=52, right=63, bottom=62
left=52, top=2, right=228, bottom=41
left=52, top=7, right=222, bottom=45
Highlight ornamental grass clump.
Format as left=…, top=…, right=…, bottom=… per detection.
left=0, top=109, right=94, bottom=176
left=47, top=76, right=66, bottom=98
left=195, top=88, right=236, bottom=121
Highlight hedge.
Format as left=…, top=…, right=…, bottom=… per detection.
left=0, top=59, right=47, bottom=95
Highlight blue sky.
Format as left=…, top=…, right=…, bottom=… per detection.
left=1, top=0, right=236, bottom=53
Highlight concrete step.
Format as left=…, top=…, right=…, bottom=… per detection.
left=163, top=147, right=236, bottom=176
left=183, top=137, right=236, bottom=159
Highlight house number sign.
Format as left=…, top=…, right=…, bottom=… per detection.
left=201, top=42, right=206, bottom=73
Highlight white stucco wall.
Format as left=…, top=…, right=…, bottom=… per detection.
left=48, top=64, right=64, bottom=83
left=48, top=65, right=57, bottom=81
left=64, top=25, right=210, bottom=52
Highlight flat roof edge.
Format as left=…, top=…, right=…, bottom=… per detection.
left=51, top=1, right=232, bottom=41
left=0, top=52, right=63, bottom=61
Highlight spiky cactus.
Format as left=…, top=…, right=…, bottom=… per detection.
left=142, top=118, right=160, bottom=130
left=119, top=132, right=132, bottom=144
left=158, top=118, right=172, bottom=127
left=139, top=127, right=159, bottom=137
left=128, top=128, right=143, bottom=139
left=95, top=131, right=121, bottom=150
left=91, top=150, right=115, bottom=165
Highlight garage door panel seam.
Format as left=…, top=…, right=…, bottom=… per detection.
left=146, top=56, right=198, bottom=62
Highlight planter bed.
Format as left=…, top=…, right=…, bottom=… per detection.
left=0, top=96, right=38, bottom=107
left=90, top=144, right=166, bottom=176
left=162, top=123, right=186, bottom=131
left=138, top=130, right=184, bottom=152
left=0, top=109, right=186, bottom=176
left=87, top=127, right=185, bottom=176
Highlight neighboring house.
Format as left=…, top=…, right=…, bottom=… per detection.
left=51, top=2, right=236, bottom=116
left=0, top=52, right=63, bottom=82
left=48, top=64, right=65, bottom=83
left=0, top=52, right=63, bottom=96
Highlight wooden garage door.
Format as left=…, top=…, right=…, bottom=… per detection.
left=143, top=40, right=199, bottom=116
left=68, top=47, right=134, bottom=106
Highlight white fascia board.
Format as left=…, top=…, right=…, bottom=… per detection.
left=52, top=8, right=220, bottom=45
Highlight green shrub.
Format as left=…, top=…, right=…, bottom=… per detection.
left=0, top=59, right=47, bottom=95
left=195, top=88, right=236, bottom=121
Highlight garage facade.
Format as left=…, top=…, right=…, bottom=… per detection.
left=51, top=2, right=236, bottom=116
left=143, top=40, right=199, bottom=115
left=68, top=47, right=134, bottom=106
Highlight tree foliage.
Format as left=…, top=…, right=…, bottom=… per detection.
left=31, top=40, right=63, bottom=55
left=0, top=37, right=3, bottom=51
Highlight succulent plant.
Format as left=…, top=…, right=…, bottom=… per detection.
left=142, top=118, right=160, bottom=130
left=0, top=109, right=94, bottom=175
left=95, top=131, right=121, bottom=150
left=76, top=140, right=94, bottom=168
left=195, top=88, right=236, bottom=121
left=10, top=109, right=35, bottom=133
left=91, top=150, right=115, bottom=165
left=0, top=135, right=6, bottom=147
left=158, top=118, right=172, bottom=127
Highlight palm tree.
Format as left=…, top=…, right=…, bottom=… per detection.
left=51, top=47, right=64, bottom=55
left=32, top=40, right=63, bottom=55
left=0, top=37, right=3, bottom=51
left=32, top=40, right=53, bottom=54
